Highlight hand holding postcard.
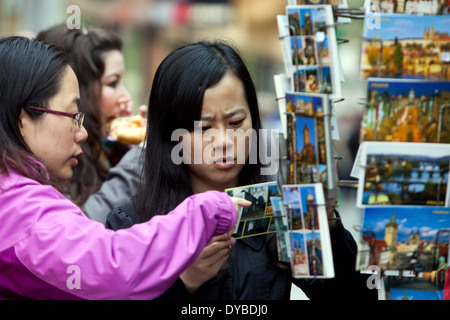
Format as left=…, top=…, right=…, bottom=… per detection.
left=226, top=182, right=280, bottom=239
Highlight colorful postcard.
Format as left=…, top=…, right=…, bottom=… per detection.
left=225, top=181, right=280, bottom=239
left=282, top=183, right=334, bottom=278
left=360, top=78, right=450, bottom=143
left=366, top=0, right=449, bottom=15
left=279, top=5, right=342, bottom=97
left=354, top=142, right=450, bottom=207
left=357, top=206, right=450, bottom=273
left=384, top=276, right=446, bottom=300
left=271, top=196, right=291, bottom=262
left=285, top=92, right=333, bottom=185
left=360, top=14, right=450, bottom=80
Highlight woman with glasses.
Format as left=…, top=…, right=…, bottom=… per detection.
left=36, top=24, right=142, bottom=221
left=0, top=36, right=245, bottom=300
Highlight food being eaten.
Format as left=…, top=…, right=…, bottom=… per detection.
left=109, top=115, right=147, bottom=144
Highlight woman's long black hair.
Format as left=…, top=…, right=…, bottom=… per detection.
left=0, top=36, right=69, bottom=188
left=134, top=40, right=270, bottom=222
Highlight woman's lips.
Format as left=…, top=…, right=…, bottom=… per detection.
left=214, top=157, right=235, bottom=169
left=71, top=152, right=82, bottom=167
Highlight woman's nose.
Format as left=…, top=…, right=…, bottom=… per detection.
left=118, top=85, right=133, bottom=116
left=75, top=125, right=88, bottom=144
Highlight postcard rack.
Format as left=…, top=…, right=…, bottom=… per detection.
left=275, top=2, right=450, bottom=293
left=273, top=1, right=362, bottom=279
left=276, top=3, right=354, bottom=201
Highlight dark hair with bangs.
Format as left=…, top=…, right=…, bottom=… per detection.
left=135, top=40, right=269, bottom=222
left=0, top=36, right=69, bottom=187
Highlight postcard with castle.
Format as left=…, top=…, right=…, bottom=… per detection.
left=279, top=5, right=342, bottom=97
left=282, top=183, right=335, bottom=278
left=225, top=181, right=280, bottom=239
left=359, top=13, right=450, bottom=80
left=356, top=205, right=450, bottom=273
left=353, top=141, right=450, bottom=207
left=360, top=78, right=450, bottom=143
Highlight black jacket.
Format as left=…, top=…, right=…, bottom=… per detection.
left=106, top=201, right=377, bottom=300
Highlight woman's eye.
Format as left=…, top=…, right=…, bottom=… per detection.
left=230, top=119, right=244, bottom=126
left=201, top=126, right=211, bottom=131
left=107, top=81, right=119, bottom=88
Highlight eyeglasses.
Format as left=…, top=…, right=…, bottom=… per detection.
left=27, top=106, right=85, bottom=129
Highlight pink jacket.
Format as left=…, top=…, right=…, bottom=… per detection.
left=0, top=169, right=236, bottom=300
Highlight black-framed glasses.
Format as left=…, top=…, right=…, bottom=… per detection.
left=27, top=106, right=85, bottom=129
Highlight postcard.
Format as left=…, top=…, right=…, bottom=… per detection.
left=284, top=92, right=338, bottom=187
left=282, top=183, right=335, bottom=278
left=384, top=276, right=446, bottom=300
left=360, top=14, right=450, bottom=80
left=286, top=92, right=328, bottom=163
left=360, top=78, right=450, bottom=143
left=271, top=196, right=291, bottom=262
left=279, top=5, right=342, bottom=97
left=225, top=181, right=280, bottom=239
left=365, top=0, right=449, bottom=15
left=356, top=206, right=450, bottom=273
left=354, top=142, right=450, bottom=207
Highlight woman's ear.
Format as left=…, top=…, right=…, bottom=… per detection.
left=18, top=108, right=32, bottom=138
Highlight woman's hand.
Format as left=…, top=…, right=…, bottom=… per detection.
left=179, top=196, right=250, bottom=294
left=180, top=230, right=235, bottom=294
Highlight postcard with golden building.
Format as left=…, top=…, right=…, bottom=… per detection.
left=360, top=78, right=450, bottom=143
left=360, top=14, right=450, bottom=80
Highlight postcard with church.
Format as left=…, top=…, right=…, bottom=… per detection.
left=286, top=92, right=327, bottom=164
left=284, top=92, right=329, bottom=185
left=359, top=78, right=450, bottom=143
left=354, top=141, right=450, bottom=207
left=225, top=181, right=280, bottom=239
left=282, top=183, right=335, bottom=278
left=359, top=13, right=450, bottom=80
left=356, top=205, right=450, bottom=273
left=282, top=4, right=342, bottom=97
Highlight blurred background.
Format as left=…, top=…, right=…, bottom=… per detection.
left=0, top=0, right=367, bottom=244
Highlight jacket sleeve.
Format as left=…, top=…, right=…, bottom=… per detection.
left=82, top=146, right=142, bottom=224
left=9, top=184, right=236, bottom=300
